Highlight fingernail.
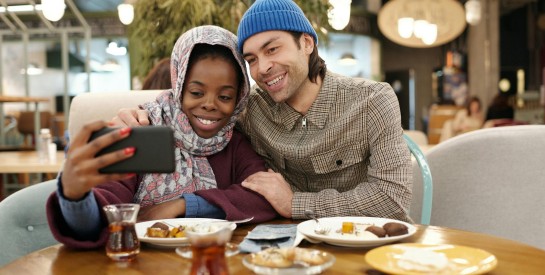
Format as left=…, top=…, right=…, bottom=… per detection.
left=126, top=173, right=136, bottom=178
left=119, top=127, right=131, bottom=136
left=124, top=147, right=135, bottom=155
left=107, top=121, right=116, bottom=126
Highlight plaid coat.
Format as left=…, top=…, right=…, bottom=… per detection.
left=238, top=71, right=413, bottom=222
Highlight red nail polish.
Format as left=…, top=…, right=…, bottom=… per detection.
left=124, top=147, right=135, bottom=155
left=120, top=127, right=131, bottom=136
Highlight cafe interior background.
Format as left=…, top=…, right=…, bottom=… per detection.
left=1, top=0, right=544, bottom=149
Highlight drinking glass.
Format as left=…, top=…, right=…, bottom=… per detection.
left=102, top=203, right=140, bottom=262
left=185, top=222, right=234, bottom=275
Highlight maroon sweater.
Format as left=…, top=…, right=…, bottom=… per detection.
left=46, top=131, right=277, bottom=249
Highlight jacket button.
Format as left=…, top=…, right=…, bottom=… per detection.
left=27, top=225, right=34, bottom=231
left=336, top=160, right=343, bottom=166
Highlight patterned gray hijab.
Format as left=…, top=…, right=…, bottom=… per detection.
left=134, top=25, right=250, bottom=206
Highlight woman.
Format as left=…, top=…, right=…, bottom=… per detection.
left=440, top=96, right=484, bottom=142
left=452, top=96, right=484, bottom=135
left=46, top=26, right=277, bottom=249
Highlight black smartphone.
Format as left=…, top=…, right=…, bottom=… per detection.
left=89, top=126, right=176, bottom=174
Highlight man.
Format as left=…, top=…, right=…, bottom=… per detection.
left=114, top=0, right=413, bottom=222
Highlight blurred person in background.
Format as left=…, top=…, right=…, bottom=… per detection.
left=486, top=93, right=514, bottom=121
left=142, top=58, right=172, bottom=90
left=440, top=96, right=484, bottom=142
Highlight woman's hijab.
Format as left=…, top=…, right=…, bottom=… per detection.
left=135, top=25, right=250, bottom=206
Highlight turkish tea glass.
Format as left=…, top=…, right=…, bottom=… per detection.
left=102, top=203, right=140, bottom=262
left=185, top=222, right=234, bottom=275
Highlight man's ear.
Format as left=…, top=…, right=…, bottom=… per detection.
left=301, top=33, right=315, bottom=54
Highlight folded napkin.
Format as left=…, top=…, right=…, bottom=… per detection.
left=239, top=224, right=298, bottom=253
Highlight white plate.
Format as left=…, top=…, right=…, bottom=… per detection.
left=135, top=218, right=236, bottom=248
left=297, top=216, right=416, bottom=248
left=365, top=243, right=498, bottom=274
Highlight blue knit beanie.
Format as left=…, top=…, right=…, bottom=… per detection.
left=237, top=0, right=318, bottom=52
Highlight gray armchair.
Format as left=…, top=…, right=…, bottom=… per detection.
left=0, top=179, right=58, bottom=267
left=412, top=125, right=545, bottom=250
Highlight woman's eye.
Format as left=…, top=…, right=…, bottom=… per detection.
left=219, top=95, right=233, bottom=101
left=189, top=91, right=203, bottom=97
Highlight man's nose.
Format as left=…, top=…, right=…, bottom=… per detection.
left=258, top=58, right=272, bottom=75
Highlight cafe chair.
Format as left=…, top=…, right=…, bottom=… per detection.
left=0, top=179, right=58, bottom=267
left=68, top=90, right=162, bottom=139
left=415, top=125, right=545, bottom=250
left=404, top=130, right=428, bottom=146
left=16, top=111, right=53, bottom=148
left=404, top=134, right=433, bottom=225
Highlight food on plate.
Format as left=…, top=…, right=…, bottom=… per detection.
left=250, top=248, right=328, bottom=268
left=338, top=222, right=372, bottom=236
left=383, top=222, right=409, bottom=237
left=146, top=221, right=186, bottom=238
left=335, top=221, right=409, bottom=239
left=397, top=248, right=449, bottom=272
left=366, top=225, right=386, bottom=237
left=342, top=222, right=354, bottom=234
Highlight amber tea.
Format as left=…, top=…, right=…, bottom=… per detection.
left=186, top=223, right=233, bottom=275
left=103, top=203, right=140, bottom=262
left=106, top=221, right=140, bottom=261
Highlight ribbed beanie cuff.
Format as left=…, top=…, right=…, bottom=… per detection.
left=237, top=0, right=318, bottom=52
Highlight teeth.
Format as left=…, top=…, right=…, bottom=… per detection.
left=197, top=117, right=218, bottom=125
left=267, top=75, right=284, bottom=86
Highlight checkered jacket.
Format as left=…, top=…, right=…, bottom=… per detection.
left=238, top=71, right=412, bottom=222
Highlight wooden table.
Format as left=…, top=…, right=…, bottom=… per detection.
left=0, top=151, right=64, bottom=173
left=1, top=221, right=544, bottom=274
left=0, top=151, right=64, bottom=197
left=0, top=95, right=50, bottom=146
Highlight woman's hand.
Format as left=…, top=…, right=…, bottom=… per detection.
left=137, top=199, right=186, bottom=222
left=111, top=108, right=150, bottom=127
left=61, top=120, right=135, bottom=200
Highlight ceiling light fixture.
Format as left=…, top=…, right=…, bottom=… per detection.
left=106, top=41, right=127, bottom=56
left=328, top=0, right=351, bottom=30
left=378, top=0, right=466, bottom=48
left=20, top=63, right=43, bottom=75
left=41, top=0, right=65, bottom=22
left=118, top=3, right=134, bottom=25
left=338, top=53, right=357, bottom=66
left=465, top=0, right=481, bottom=26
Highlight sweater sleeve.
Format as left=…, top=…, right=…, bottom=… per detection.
left=56, top=178, right=102, bottom=239
left=46, top=175, right=141, bottom=249
left=182, top=193, right=225, bottom=219
left=195, top=131, right=277, bottom=223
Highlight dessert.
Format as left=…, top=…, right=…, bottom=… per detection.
left=383, top=222, right=409, bottom=236
left=146, top=222, right=186, bottom=238
left=250, top=248, right=328, bottom=268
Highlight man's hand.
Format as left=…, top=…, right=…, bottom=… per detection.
left=111, top=108, right=151, bottom=127
left=137, top=199, right=186, bottom=222
left=242, top=169, right=293, bottom=218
